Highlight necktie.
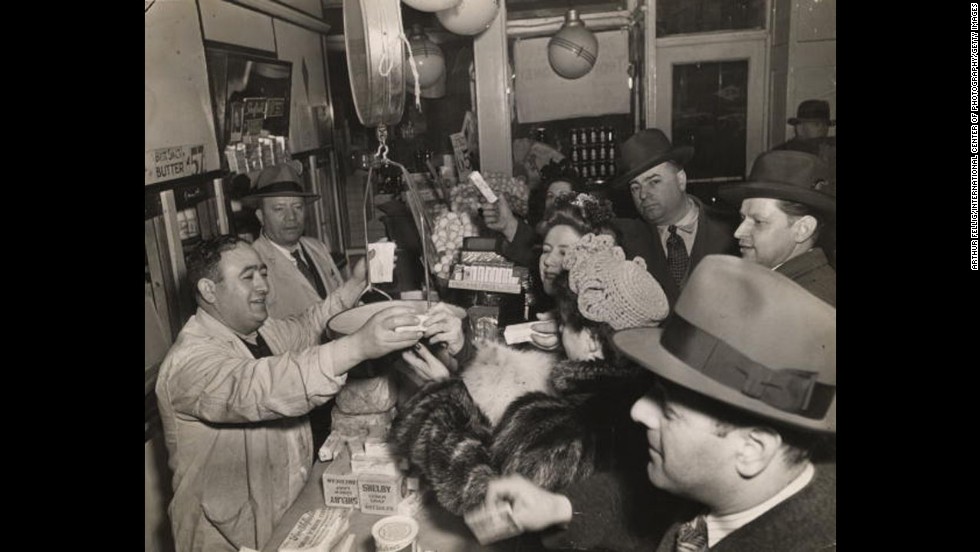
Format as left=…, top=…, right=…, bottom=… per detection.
left=292, top=248, right=327, bottom=299
left=666, top=225, right=690, bottom=287
left=239, top=332, right=274, bottom=359
left=674, top=515, right=709, bottom=552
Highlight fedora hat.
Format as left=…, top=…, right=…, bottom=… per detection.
left=612, top=255, right=836, bottom=433
left=242, top=161, right=319, bottom=207
left=611, top=129, right=694, bottom=189
left=787, top=99, right=835, bottom=126
left=718, top=150, right=835, bottom=216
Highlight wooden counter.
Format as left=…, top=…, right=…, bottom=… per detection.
left=263, top=448, right=518, bottom=552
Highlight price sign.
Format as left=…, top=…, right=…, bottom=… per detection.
left=144, top=144, right=205, bottom=184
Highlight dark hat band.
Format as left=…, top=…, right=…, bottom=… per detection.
left=660, top=314, right=835, bottom=419
left=254, top=181, right=306, bottom=195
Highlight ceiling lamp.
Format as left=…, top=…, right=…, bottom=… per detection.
left=436, top=0, right=499, bottom=36
left=402, top=0, right=461, bottom=11
left=547, top=9, right=598, bottom=80
left=406, top=24, right=445, bottom=89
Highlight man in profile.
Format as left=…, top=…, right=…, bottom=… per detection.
left=719, top=150, right=836, bottom=306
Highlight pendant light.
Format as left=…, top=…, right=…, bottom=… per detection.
left=437, top=0, right=499, bottom=36
left=402, top=0, right=461, bottom=12
left=406, top=24, right=445, bottom=89
left=547, top=9, right=598, bottom=80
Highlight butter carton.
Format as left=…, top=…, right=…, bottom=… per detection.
left=357, top=474, right=406, bottom=516
left=322, top=474, right=359, bottom=509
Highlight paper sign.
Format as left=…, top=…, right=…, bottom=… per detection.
left=144, top=144, right=205, bottom=184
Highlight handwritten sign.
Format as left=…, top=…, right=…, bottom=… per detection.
left=144, top=144, right=205, bottom=184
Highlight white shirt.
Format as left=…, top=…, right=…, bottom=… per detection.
left=705, top=462, right=816, bottom=547
left=655, top=197, right=699, bottom=258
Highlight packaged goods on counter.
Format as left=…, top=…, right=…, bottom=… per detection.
left=372, top=515, right=419, bottom=552
left=278, top=508, right=351, bottom=552
left=464, top=501, right=523, bottom=545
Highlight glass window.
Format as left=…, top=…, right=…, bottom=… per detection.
left=657, top=0, right=766, bottom=37
left=671, top=60, right=748, bottom=180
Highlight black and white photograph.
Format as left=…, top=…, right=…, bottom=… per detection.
left=146, top=1, right=836, bottom=551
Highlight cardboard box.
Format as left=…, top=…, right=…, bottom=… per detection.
left=357, top=474, right=405, bottom=516
left=322, top=474, right=360, bottom=509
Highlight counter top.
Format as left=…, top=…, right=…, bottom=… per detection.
left=263, top=448, right=519, bottom=552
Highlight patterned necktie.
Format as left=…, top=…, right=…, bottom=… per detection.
left=292, top=248, right=327, bottom=299
left=666, top=225, right=690, bottom=287
left=675, top=515, right=709, bottom=552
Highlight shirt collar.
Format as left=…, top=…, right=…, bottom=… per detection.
left=194, top=307, right=261, bottom=344
left=705, top=462, right=816, bottom=544
left=657, top=197, right=699, bottom=234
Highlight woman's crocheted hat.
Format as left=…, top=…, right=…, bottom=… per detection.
left=561, top=233, right=669, bottom=330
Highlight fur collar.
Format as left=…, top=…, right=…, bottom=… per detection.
left=460, top=341, right=558, bottom=426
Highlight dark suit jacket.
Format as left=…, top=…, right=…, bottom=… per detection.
left=777, top=248, right=836, bottom=307
left=655, top=464, right=837, bottom=552
left=614, top=196, right=739, bottom=307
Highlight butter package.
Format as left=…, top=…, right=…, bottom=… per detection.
left=357, top=474, right=406, bottom=516
left=367, top=241, right=396, bottom=283
left=468, top=171, right=498, bottom=203
left=464, top=501, right=522, bottom=545
left=350, top=451, right=401, bottom=477
left=503, top=321, right=539, bottom=345
left=278, top=507, right=351, bottom=552
left=322, top=474, right=360, bottom=509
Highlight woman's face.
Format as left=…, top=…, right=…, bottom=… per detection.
left=544, top=180, right=575, bottom=213
left=539, top=224, right=582, bottom=296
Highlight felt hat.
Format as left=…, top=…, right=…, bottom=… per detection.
left=611, top=129, right=693, bottom=189
left=612, top=255, right=836, bottom=433
left=788, top=99, right=835, bottom=126
left=718, top=150, right=835, bottom=216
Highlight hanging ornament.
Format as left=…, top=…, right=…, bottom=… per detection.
left=402, top=0, right=461, bottom=12
left=547, top=9, right=598, bottom=80
left=406, top=24, right=445, bottom=88
left=436, top=0, right=499, bottom=36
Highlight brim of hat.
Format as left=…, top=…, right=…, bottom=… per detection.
left=610, top=146, right=695, bottom=189
left=241, top=191, right=320, bottom=207
left=717, top=182, right=835, bottom=216
left=612, top=328, right=835, bottom=433
left=788, top=118, right=836, bottom=127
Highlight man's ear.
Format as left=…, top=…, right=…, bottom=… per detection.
left=255, top=207, right=265, bottom=227
left=792, top=215, right=818, bottom=243
left=734, top=426, right=782, bottom=479
left=676, top=168, right=688, bottom=192
left=197, top=278, right=218, bottom=305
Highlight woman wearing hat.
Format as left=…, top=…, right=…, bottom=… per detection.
left=389, top=233, right=674, bottom=526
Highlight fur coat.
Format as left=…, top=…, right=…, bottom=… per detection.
left=390, top=341, right=647, bottom=515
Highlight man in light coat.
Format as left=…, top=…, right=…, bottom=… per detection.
left=245, top=162, right=351, bottom=320
left=156, top=236, right=425, bottom=552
